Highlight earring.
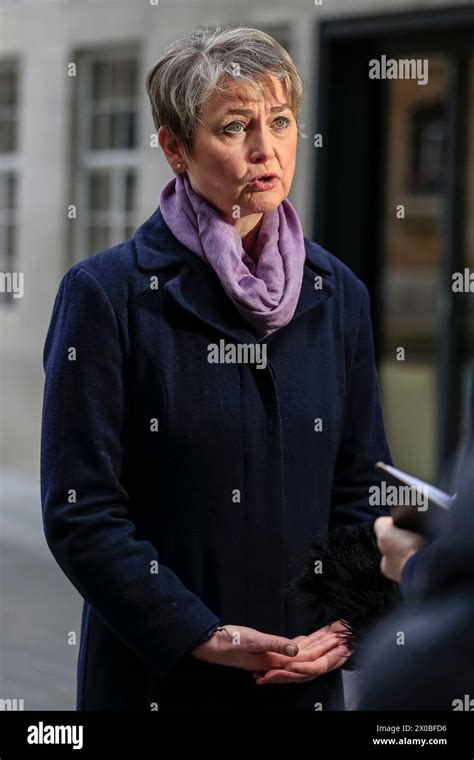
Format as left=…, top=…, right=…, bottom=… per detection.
left=176, top=163, right=183, bottom=170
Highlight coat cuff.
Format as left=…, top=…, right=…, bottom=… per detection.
left=156, top=605, right=222, bottom=678
left=187, top=622, right=222, bottom=653
left=399, top=550, right=425, bottom=598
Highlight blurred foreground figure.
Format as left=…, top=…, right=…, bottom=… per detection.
left=356, top=448, right=474, bottom=711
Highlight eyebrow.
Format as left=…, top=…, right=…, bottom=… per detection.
left=217, top=103, right=291, bottom=117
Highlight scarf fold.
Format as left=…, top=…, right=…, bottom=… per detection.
left=159, top=174, right=306, bottom=338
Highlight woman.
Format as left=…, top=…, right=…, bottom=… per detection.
left=40, top=25, right=392, bottom=712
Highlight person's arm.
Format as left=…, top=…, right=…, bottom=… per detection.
left=388, top=528, right=440, bottom=599
left=40, top=266, right=221, bottom=681
left=399, top=549, right=427, bottom=597
left=330, top=283, right=392, bottom=528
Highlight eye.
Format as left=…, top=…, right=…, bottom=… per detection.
left=274, top=115, right=290, bottom=128
left=223, top=121, right=246, bottom=135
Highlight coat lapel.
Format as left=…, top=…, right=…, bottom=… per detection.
left=134, top=204, right=335, bottom=343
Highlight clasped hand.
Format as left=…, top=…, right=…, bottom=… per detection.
left=251, top=620, right=351, bottom=685
left=192, top=619, right=351, bottom=686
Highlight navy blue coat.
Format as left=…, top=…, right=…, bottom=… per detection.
left=40, top=203, right=392, bottom=711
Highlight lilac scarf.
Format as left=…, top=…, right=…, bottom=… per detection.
left=159, top=174, right=306, bottom=337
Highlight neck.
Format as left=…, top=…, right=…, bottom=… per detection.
left=233, top=213, right=264, bottom=260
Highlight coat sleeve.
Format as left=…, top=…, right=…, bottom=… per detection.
left=399, top=548, right=431, bottom=598
left=330, top=283, right=393, bottom=528
left=40, top=266, right=221, bottom=680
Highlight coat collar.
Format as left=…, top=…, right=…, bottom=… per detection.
left=133, top=204, right=335, bottom=344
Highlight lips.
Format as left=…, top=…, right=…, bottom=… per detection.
left=251, top=172, right=279, bottom=181
left=248, top=173, right=280, bottom=192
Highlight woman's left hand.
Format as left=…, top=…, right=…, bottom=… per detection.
left=252, top=620, right=352, bottom=685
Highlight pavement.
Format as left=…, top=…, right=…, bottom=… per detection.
left=1, top=468, right=81, bottom=710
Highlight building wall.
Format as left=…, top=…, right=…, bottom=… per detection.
left=0, top=0, right=464, bottom=475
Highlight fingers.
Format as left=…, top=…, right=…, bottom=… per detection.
left=296, top=625, right=349, bottom=650
left=292, top=628, right=332, bottom=649
left=246, top=622, right=350, bottom=680
left=254, top=668, right=311, bottom=685
left=374, top=516, right=426, bottom=581
left=252, top=622, right=350, bottom=672
left=252, top=645, right=351, bottom=684
left=374, top=515, right=393, bottom=540
left=326, top=620, right=351, bottom=636
left=246, top=632, right=299, bottom=658
left=247, top=622, right=348, bottom=661
left=290, top=635, right=308, bottom=646
left=257, top=633, right=342, bottom=671
left=293, top=635, right=344, bottom=662
left=282, top=645, right=351, bottom=676
left=375, top=517, right=425, bottom=553
left=252, top=635, right=346, bottom=680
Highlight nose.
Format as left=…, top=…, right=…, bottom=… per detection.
left=247, top=124, right=276, bottom=165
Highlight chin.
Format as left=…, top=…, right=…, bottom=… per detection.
left=246, top=192, right=286, bottom=214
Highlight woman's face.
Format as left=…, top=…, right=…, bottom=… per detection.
left=161, top=75, right=298, bottom=224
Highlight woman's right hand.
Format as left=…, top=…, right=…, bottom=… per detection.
left=190, top=623, right=303, bottom=672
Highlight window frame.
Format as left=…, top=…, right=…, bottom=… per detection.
left=71, top=46, right=140, bottom=264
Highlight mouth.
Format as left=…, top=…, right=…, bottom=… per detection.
left=248, top=173, right=280, bottom=191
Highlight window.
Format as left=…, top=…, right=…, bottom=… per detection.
left=380, top=55, right=447, bottom=481
left=0, top=60, right=20, bottom=306
left=0, top=62, right=18, bottom=153
left=409, top=102, right=447, bottom=195
left=72, top=50, right=139, bottom=262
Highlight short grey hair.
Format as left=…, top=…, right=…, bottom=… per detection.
left=146, top=25, right=304, bottom=156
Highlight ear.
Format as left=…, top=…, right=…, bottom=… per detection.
left=158, top=126, right=186, bottom=172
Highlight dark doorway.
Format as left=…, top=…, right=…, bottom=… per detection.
left=314, top=5, right=474, bottom=484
